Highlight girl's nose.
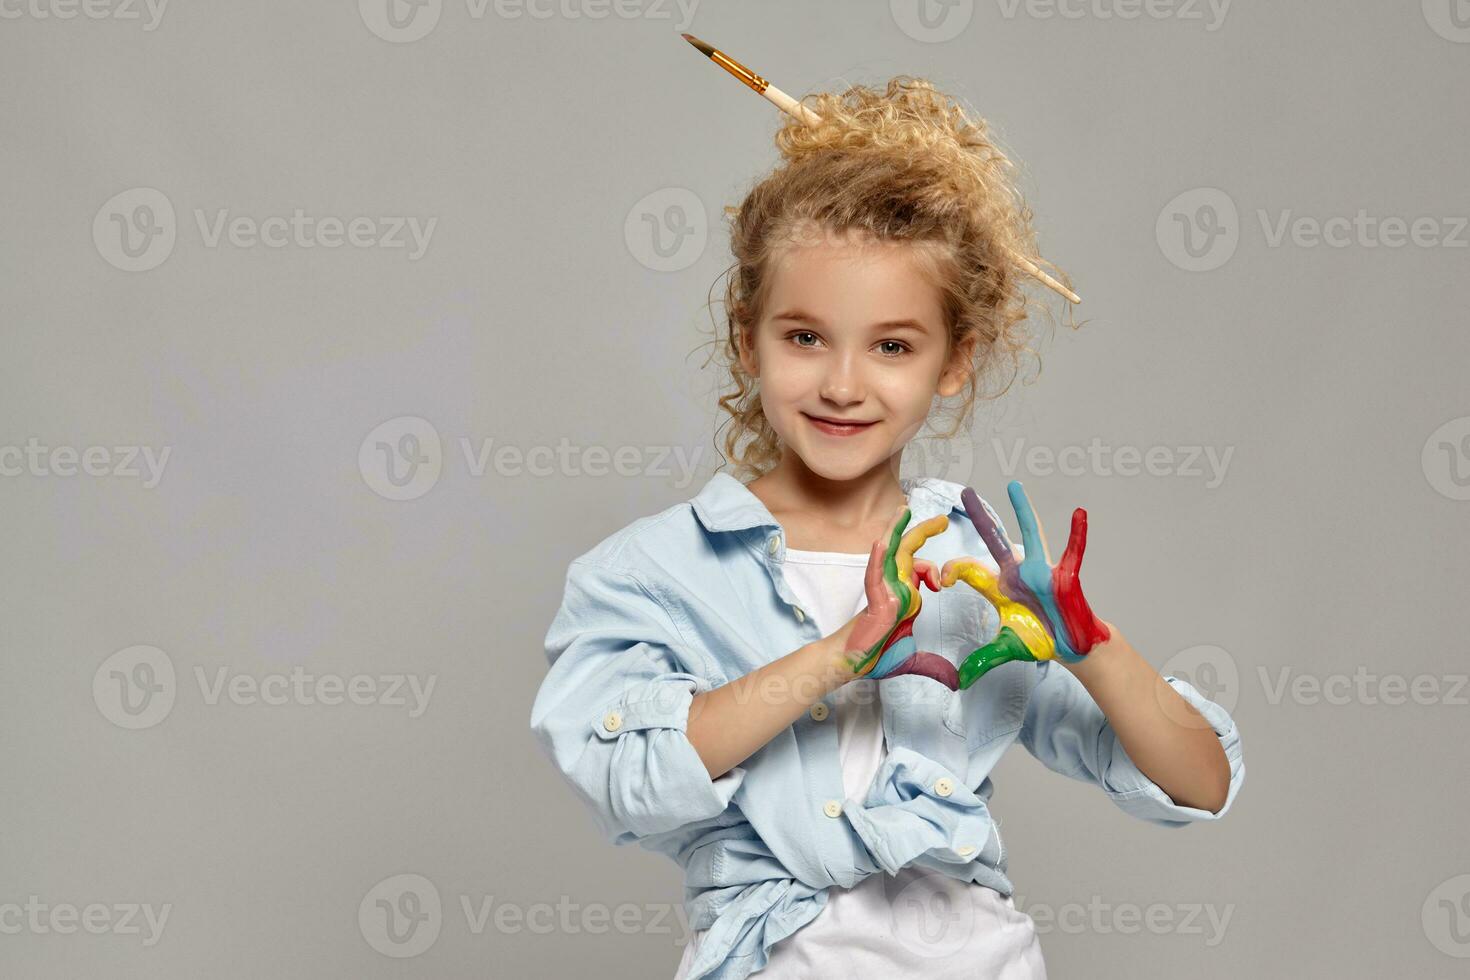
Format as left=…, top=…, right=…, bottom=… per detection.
left=819, top=354, right=865, bottom=405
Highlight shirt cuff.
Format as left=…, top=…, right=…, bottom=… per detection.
left=1101, top=675, right=1245, bottom=826
left=588, top=672, right=745, bottom=841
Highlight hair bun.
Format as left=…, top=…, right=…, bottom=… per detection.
left=775, top=77, right=993, bottom=165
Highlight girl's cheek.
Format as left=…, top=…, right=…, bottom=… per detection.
left=881, top=367, right=937, bottom=409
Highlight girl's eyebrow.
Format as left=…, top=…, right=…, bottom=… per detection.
left=771, top=309, right=930, bottom=333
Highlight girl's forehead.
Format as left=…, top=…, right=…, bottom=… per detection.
left=765, top=237, right=944, bottom=312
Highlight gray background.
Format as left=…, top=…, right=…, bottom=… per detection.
left=3, top=1, right=1468, bottom=977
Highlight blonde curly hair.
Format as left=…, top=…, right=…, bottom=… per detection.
left=701, top=75, right=1075, bottom=481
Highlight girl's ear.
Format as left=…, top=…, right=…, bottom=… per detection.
left=936, top=332, right=977, bottom=397
left=737, top=324, right=759, bottom=378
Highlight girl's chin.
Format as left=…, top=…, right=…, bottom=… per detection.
left=790, top=442, right=888, bottom=481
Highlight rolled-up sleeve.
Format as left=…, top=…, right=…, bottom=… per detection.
left=1019, top=661, right=1245, bottom=827
left=530, top=559, right=745, bottom=845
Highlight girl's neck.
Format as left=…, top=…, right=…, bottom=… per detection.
left=745, top=450, right=910, bottom=552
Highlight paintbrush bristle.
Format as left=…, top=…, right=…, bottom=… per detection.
left=681, top=33, right=717, bottom=58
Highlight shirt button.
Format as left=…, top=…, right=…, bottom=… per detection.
left=809, top=702, right=829, bottom=721
left=794, top=606, right=806, bottom=623
left=957, top=845, right=976, bottom=856
left=602, top=711, right=623, bottom=733
left=823, top=799, right=843, bottom=818
left=767, top=535, right=781, bottom=556
left=934, top=777, right=954, bottom=797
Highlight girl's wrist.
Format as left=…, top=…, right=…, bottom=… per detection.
left=1062, top=621, right=1134, bottom=684
left=810, top=623, right=861, bottom=693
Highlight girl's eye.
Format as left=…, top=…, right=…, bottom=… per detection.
left=786, top=332, right=909, bottom=356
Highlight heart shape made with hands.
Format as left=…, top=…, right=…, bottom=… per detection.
left=843, top=481, right=1109, bottom=692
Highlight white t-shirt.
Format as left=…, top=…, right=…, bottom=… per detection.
left=674, top=548, right=1047, bottom=979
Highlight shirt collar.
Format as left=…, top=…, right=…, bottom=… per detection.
left=691, top=471, right=967, bottom=534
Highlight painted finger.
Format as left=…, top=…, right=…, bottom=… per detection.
left=911, top=559, right=941, bottom=592
left=1006, top=482, right=1083, bottom=659
left=895, top=514, right=947, bottom=602
left=1056, top=506, right=1088, bottom=579
left=883, top=650, right=959, bottom=690
left=882, top=507, right=916, bottom=619
left=961, top=486, right=1019, bottom=573
left=962, top=487, right=1051, bottom=626
left=897, top=514, right=948, bottom=563
left=1006, top=480, right=1050, bottom=565
left=940, top=556, right=1002, bottom=602
left=1052, top=509, right=1110, bottom=655
left=862, top=536, right=889, bottom=604
left=958, top=628, right=1039, bottom=690
left=883, top=511, right=942, bottom=635
left=1052, top=508, right=1108, bottom=655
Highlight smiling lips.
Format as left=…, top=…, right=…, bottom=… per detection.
left=804, top=413, right=877, bottom=437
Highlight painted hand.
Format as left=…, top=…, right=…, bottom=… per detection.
left=843, top=504, right=957, bottom=689
left=941, top=481, right=1110, bottom=688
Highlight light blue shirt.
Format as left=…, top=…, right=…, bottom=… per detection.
left=530, top=472, right=1244, bottom=980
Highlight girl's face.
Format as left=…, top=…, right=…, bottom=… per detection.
left=739, top=227, right=972, bottom=484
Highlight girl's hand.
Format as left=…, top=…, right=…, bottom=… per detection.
left=841, top=503, right=956, bottom=688
left=941, top=480, right=1110, bottom=688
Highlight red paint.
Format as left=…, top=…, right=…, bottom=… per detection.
left=1052, top=508, right=1110, bottom=653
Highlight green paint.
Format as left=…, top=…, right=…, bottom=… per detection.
left=849, top=508, right=914, bottom=676
left=958, top=627, right=1036, bottom=690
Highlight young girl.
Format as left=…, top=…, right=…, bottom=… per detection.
left=531, top=77, right=1243, bottom=980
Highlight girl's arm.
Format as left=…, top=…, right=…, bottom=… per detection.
left=1063, top=624, right=1231, bottom=813
left=951, top=481, right=1241, bottom=819
left=533, top=504, right=943, bottom=843
left=685, top=622, right=858, bottom=780
left=687, top=503, right=950, bottom=781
